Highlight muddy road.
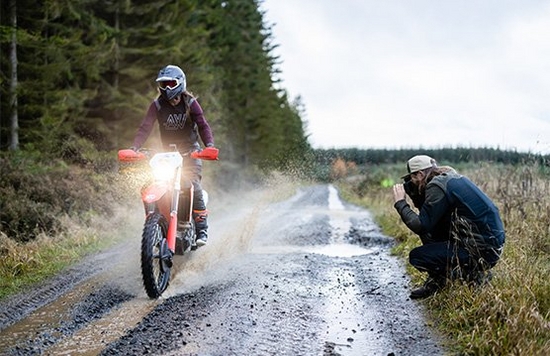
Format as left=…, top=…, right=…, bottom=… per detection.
left=0, top=183, right=445, bottom=355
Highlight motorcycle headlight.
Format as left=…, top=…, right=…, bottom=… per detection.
left=149, top=152, right=183, bottom=181
left=152, top=163, right=175, bottom=181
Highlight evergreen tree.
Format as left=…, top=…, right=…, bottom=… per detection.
left=200, top=0, right=309, bottom=167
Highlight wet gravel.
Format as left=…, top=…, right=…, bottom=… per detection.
left=7, top=286, right=133, bottom=356
left=101, top=251, right=440, bottom=355
left=0, top=184, right=446, bottom=355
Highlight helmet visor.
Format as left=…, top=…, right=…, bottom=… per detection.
left=158, top=79, right=180, bottom=90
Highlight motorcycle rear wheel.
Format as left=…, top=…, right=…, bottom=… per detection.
left=141, top=212, right=171, bottom=299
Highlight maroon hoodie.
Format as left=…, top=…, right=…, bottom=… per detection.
left=132, top=95, right=214, bottom=152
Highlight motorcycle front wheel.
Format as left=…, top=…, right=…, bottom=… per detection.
left=141, top=212, right=171, bottom=298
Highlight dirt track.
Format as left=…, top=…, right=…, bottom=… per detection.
left=0, top=183, right=445, bottom=355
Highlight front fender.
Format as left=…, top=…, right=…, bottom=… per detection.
left=141, top=182, right=169, bottom=204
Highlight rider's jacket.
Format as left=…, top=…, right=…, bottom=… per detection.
left=132, top=94, right=214, bottom=152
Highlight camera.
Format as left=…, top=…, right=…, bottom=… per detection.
left=403, top=176, right=424, bottom=209
left=403, top=176, right=415, bottom=196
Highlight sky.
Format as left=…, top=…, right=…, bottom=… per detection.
left=260, top=0, right=550, bottom=154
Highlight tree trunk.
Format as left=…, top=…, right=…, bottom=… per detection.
left=8, top=0, right=19, bottom=151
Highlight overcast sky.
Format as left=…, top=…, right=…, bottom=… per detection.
left=261, top=0, right=550, bottom=154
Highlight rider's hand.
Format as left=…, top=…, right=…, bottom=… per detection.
left=130, top=146, right=138, bottom=152
left=192, top=146, right=219, bottom=160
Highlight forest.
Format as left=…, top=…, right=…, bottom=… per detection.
left=0, top=0, right=309, bottom=168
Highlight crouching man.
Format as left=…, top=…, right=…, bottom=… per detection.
left=392, top=155, right=505, bottom=299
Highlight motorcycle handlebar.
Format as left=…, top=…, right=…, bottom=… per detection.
left=118, top=147, right=219, bottom=163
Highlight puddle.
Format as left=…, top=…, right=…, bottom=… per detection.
left=45, top=298, right=158, bottom=356
left=309, top=243, right=375, bottom=257
left=328, top=184, right=345, bottom=210
left=250, top=185, right=377, bottom=258
left=251, top=243, right=376, bottom=257
left=0, top=280, right=98, bottom=353
left=325, top=185, right=375, bottom=257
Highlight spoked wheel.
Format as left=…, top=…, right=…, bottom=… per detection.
left=141, top=212, right=171, bottom=299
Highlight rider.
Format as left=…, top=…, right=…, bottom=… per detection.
left=131, top=64, right=216, bottom=246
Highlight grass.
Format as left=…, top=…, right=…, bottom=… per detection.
left=0, top=151, right=145, bottom=301
left=338, top=162, right=550, bottom=355
left=0, top=208, right=138, bottom=300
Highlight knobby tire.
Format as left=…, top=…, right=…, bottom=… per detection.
left=141, top=212, right=171, bottom=299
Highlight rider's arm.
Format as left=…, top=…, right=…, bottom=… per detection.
left=132, top=102, right=157, bottom=149
left=190, top=100, right=214, bottom=147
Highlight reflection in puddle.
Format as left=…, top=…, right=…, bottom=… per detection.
left=0, top=280, right=97, bottom=353
left=328, top=184, right=345, bottom=210
left=252, top=185, right=380, bottom=258
left=250, top=244, right=375, bottom=257
left=310, top=243, right=375, bottom=257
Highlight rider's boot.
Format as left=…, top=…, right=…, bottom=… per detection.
left=194, top=209, right=208, bottom=247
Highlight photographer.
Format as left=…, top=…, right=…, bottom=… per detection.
left=392, top=155, right=505, bottom=299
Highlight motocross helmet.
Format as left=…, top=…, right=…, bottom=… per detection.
left=156, top=65, right=186, bottom=101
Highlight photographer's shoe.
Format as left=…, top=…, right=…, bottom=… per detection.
left=410, top=277, right=444, bottom=299
left=196, top=230, right=208, bottom=247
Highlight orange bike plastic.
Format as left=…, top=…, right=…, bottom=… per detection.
left=118, top=149, right=147, bottom=162
left=191, top=147, right=219, bottom=160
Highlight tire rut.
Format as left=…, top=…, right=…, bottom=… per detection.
left=3, top=284, right=133, bottom=355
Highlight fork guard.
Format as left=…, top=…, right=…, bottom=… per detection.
left=141, top=182, right=169, bottom=204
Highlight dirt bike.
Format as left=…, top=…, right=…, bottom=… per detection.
left=118, top=145, right=219, bottom=298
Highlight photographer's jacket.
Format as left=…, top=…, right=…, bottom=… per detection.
left=132, top=95, right=214, bottom=151
left=394, top=172, right=505, bottom=251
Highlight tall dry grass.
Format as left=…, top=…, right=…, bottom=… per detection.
left=339, top=162, right=550, bottom=355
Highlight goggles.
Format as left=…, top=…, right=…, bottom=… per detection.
left=157, top=79, right=180, bottom=90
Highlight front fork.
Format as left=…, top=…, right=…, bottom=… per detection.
left=166, top=165, right=183, bottom=253
left=143, top=169, right=194, bottom=253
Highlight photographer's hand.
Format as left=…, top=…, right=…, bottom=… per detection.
left=393, top=184, right=406, bottom=203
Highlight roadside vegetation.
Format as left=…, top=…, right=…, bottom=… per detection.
left=0, top=149, right=134, bottom=299
left=337, top=160, right=550, bottom=355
